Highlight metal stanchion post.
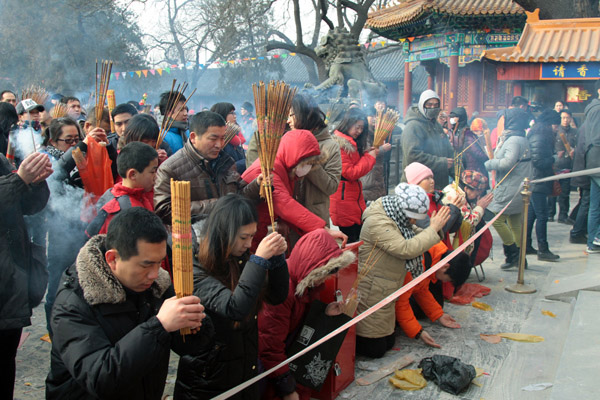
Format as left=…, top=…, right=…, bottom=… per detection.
left=506, top=178, right=536, bottom=294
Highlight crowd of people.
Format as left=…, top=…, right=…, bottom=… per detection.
left=0, top=78, right=599, bottom=399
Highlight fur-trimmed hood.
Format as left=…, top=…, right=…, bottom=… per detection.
left=333, top=130, right=358, bottom=154
left=76, top=235, right=172, bottom=306
left=287, top=229, right=356, bottom=297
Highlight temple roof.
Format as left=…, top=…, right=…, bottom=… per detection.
left=484, top=11, right=600, bottom=62
left=367, top=0, right=525, bottom=39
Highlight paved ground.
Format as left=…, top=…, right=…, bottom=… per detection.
left=13, top=198, right=595, bottom=399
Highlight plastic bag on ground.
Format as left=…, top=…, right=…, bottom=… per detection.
left=389, top=369, right=427, bottom=390
left=418, top=355, right=476, bottom=395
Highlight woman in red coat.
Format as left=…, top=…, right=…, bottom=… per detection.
left=329, top=108, right=379, bottom=242
left=242, top=130, right=346, bottom=252
left=258, top=229, right=356, bottom=400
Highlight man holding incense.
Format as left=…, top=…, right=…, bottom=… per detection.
left=46, top=207, right=208, bottom=399
left=154, top=111, right=260, bottom=224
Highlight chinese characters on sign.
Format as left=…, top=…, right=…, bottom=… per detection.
left=566, top=86, right=592, bottom=103
left=541, top=62, right=600, bottom=80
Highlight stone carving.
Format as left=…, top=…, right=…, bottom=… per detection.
left=310, top=28, right=387, bottom=102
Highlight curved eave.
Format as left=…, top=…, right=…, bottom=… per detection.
left=366, top=0, right=525, bottom=30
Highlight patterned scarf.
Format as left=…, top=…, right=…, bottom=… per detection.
left=44, top=145, right=64, bottom=160
left=381, top=196, right=424, bottom=277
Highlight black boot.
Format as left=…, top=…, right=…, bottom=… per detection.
left=525, top=240, right=538, bottom=255
left=537, top=241, right=560, bottom=262
left=501, top=243, right=519, bottom=270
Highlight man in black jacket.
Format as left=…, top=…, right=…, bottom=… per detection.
left=0, top=151, right=52, bottom=399
left=46, top=208, right=207, bottom=399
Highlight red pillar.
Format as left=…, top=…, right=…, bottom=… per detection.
left=513, top=82, right=522, bottom=97
left=427, top=74, right=434, bottom=90
left=467, top=63, right=481, bottom=117
left=404, top=62, right=412, bottom=116
left=449, top=55, right=459, bottom=111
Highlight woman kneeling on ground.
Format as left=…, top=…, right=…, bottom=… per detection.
left=355, top=183, right=450, bottom=358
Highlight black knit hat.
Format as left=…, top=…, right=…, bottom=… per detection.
left=536, top=109, right=561, bottom=125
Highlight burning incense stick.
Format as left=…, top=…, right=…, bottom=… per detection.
left=171, top=179, right=194, bottom=338
left=252, top=80, right=297, bottom=228
left=373, top=108, right=400, bottom=148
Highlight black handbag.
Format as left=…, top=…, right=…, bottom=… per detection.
left=286, top=300, right=351, bottom=391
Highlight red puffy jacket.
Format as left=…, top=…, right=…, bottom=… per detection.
left=241, top=130, right=326, bottom=250
left=86, top=182, right=154, bottom=236
left=329, top=131, right=375, bottom=227
left=258, top=229, right=356, bottom=399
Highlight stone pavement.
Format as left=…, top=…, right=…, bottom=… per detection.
left=13, top=206, right=597, bottom=399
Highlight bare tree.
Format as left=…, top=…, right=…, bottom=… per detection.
left=265, top=0, right=391, bottom=84
left=513, top=0, right=599, bottom=18
left=146, top=0, right=278, bottom=88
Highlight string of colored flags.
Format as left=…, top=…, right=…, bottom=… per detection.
left=111, top=40, right=404, bottom=81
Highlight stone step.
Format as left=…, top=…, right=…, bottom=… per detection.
left=544, top=253, right=600, bottom=302
left=549, top=290, right=600, bottom=400
left=481, top=294, right=574, bottom=399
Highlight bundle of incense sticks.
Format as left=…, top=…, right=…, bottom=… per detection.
left=51, top=103, right=68, bottom=119
left=20, top=85, right=49, bottom=106
left=156, top=79, right=196, bottom=149
left=107, top=90, right=116, bottom=133
left=559, top=132, right=572, bottom=155
left=170, top=179, right=193, bottom=337
left=483, top=129, right=494, bottom=160
left=224, top=122, right=241, bottom=147
left=343, top=241, right=386, bottom=316
left=252, top=80, right=297, bottom=228
left=373, top=108, right=400, bottom=147
left=95, top=60, right=113, bottom=125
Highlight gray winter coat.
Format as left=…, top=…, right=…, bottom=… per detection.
left=401, top=106, right=454, bottom=189
left=484, top=132, right=533, bottom=215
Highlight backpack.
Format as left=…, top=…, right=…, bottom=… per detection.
left=84, top=194, right=132, bottom=239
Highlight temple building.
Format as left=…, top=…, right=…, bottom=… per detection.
left=366, top=0, right=527, bottom=117
left=483, top=9, right=600, bottom=115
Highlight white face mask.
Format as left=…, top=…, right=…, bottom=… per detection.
left=295, top=163, right=312, bottom=177
left=450, top=117, right=458, bottom=125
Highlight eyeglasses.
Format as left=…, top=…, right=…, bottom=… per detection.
left=424, top=102, right=440, bottom=109
left=56, top=137, right=80, bottom=145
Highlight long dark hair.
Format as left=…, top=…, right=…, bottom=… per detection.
left=43, top=117, right=82, bottom=146
left=0, top=102, right=18, bottom=154
left=336, top=108, right=368, bottom=155
left=210, top=102, right=235, bottom=121
left=291, top=93, right=326, bottom=133
left=198, top=194, right=258, bottom=290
